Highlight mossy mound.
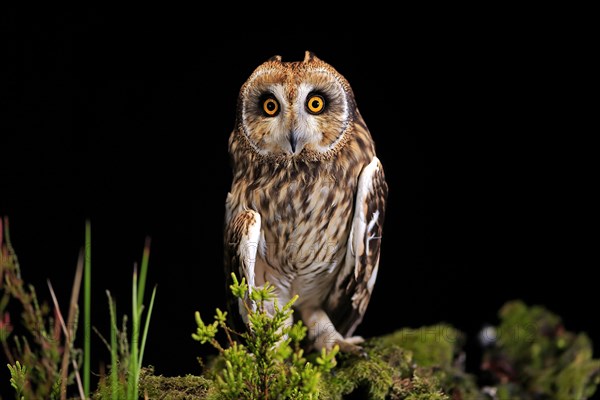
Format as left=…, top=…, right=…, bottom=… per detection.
left=314, top=324, right=478, bottom=399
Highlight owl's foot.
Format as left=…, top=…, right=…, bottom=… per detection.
left=301, top=308, right=368, bottom=358
left=313, top=332, right=368, bottom=358
left=335, top=336, right=368, bottom=358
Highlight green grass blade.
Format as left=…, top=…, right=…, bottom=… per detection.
left=128, top=265, right=139, bottom=400
left=107, top=291, right=119, bottom=400
left=137, top=237, right=151, bottom=310
left=138, top=285, right=157, bottom=373
left=84, top=220, right=92, bottom=397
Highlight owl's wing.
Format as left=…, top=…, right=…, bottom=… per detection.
left=223, top=206, right=262, bottom=329
left=327, top=156, right=388, bottom=337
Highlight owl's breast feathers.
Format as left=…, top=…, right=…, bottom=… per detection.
left=225, top=117, right=387, bottom=335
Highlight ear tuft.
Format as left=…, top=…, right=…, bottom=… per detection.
left=303, top=51, right=318, bottom=62
left=268, top=55, right=282, bottom=62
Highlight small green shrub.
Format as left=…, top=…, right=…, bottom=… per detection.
left=192, top=273, right=338, bottom=399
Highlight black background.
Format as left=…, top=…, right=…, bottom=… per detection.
left=1, top=6, right=596, bottom=397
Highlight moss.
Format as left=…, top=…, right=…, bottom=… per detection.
left=378, top=325, right=481, bottom=399
left=378, top=324, right=461, bottom=369
left=316, top=324, right=485, bottom=399
left=93, top=367, right=213, bottom=399
left=319, top=343, right=412, bottom=400
left=137, top=367, right=213, bottom=399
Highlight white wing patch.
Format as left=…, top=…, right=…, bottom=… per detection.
left=236, top=210, right=262, bottom=320
left=239, top=211, right=261, bottom=288
left=350, top=157, right=380, bottom=280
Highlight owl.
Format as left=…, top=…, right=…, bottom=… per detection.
left=224, top=51, right=388, bottom=355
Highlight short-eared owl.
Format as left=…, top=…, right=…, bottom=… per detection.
left=224, top=51, right=388, bottom=354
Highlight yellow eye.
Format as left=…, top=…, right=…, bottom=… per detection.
left=306, top=94, right=325, bottom=114
left=262, top=97, right=280, bottom=116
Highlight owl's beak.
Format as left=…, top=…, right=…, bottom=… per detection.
left=288, top=131, right=298, bottom=154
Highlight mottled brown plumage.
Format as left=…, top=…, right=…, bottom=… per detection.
left=224, top=51, right=388, bottom=354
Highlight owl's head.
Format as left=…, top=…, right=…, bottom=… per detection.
left=236, top=51, right=357, bottom=159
